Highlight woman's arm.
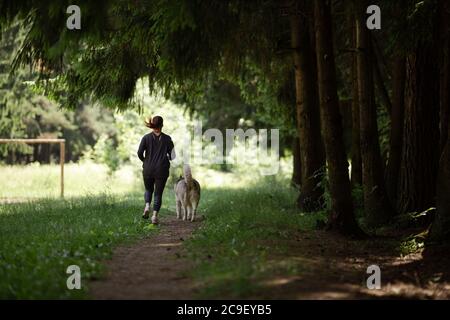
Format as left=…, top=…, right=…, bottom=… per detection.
left=137, top=136, right=146, bottom=162
left=168, top=137, right=175, bottom=160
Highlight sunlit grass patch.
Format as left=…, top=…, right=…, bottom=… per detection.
left=0, top=162, right=141, bottom=200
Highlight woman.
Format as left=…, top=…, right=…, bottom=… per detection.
left=137, top=116, right=175, bottom=224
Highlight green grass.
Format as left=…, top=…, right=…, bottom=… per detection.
left=0, top=163, right=175, bottom=299
left=0, top=162, right=140, bottom=199
left=0, top=160, right=325, bottom=299
left=185, top=175, right=326, bottom=299
left=0, top=193, right=168, bottom=299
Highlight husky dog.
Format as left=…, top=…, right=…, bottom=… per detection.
left=174, top=164, right=201, bottom=222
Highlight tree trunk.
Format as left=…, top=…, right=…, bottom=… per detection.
left=354, top=0, right=393, bottom=226
left=349, top=7, right=362, bottom=186
left=291, top=136, right=302, bottom=187
left=33, top=144, right=40, bottom=162
left=314, top=0, right=363, bottom=237
left=431, top=138, right=450, bottom=241
left=372, top=37, right=392, bottom=115
left=440, top=1, right=450, bottom=154
left=290, top=0, right=326, bottom=211
left=398, top=44, right=440, bottom=214
left=441, top=65, right=449, bottom=154
left=385, top=55, right=406, bottom=204
left=430, top=0, right=450, bottom=242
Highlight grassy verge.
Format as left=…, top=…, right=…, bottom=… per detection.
left=0, top=192, right=171, bottom=299
left=0, top=163, right=162, bottom=298
left=186, top=175, right=326, bottom=298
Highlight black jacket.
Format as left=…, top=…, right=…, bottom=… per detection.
left=137, top=132, right=174, bottom=178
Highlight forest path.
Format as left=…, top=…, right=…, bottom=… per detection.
left=89, top=215, right=201, bottom=299
left=88, top=215, right=450, bottom=300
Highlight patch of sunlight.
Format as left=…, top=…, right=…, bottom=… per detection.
left=155, top=242, right=182, bottom=248
left=194, top=168, right=247, bottom=189
left=115, top=165, right=137, bottom=185
left=188, top=157, right=293, bottom=190
left=261, top=276, right=302, bottom=287
left=0, top=162, right=140, bottom=199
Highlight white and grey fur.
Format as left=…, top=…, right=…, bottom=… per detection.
left=174, top=164, right=201, bottom=222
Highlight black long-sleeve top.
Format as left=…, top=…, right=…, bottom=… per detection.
left=137, top=132, right=174, bottom=178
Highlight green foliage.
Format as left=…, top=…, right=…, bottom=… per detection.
left=90, top=134, right=120, bottom=174
left=0, top=1, right=300, bottom=161
left=0, top=23, right=39, bottom=155
left=232, top=61, right=296, bottom=138
left=0, top=24, right=118, bottom=162
left=0, top=1, right=285, bottom=110
left=399, top=234, right=426, bottom=256
left=83, top=109, right=144, bottom=174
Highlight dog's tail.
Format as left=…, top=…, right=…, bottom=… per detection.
left=183, top=164, right=193, bottom=188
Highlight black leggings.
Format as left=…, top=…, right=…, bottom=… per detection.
left=143, top=175, right=168, bottom=212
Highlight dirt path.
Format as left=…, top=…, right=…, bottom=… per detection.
left=250, top=230, right=450, bottom=300
left=89, top=216, right=201, bottom=299
left=89, top=215, right=449, bottom=300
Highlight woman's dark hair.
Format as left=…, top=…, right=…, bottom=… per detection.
left=145, top=116, right=164, bottom=129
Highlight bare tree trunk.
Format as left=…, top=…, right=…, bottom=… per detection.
left=292, top=136, right=302, bottom=187
left=349, top=7, right=362, bottom=186
left=430, top=0, right=450, bottom=242
left=398, top=44, right=440, bottom=214
left=314, top=0, right=364, bottom=237
left=354, top=0, right=393, bottom=226
left=290, top=0, right=325, bottom=211
left=431, top=136, right=450, bottom=241
left=385, top=55, right=406, bottom=204
left=372, top=36, right=392, bottom=115
left=440, top=1, right=450, bottom=154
